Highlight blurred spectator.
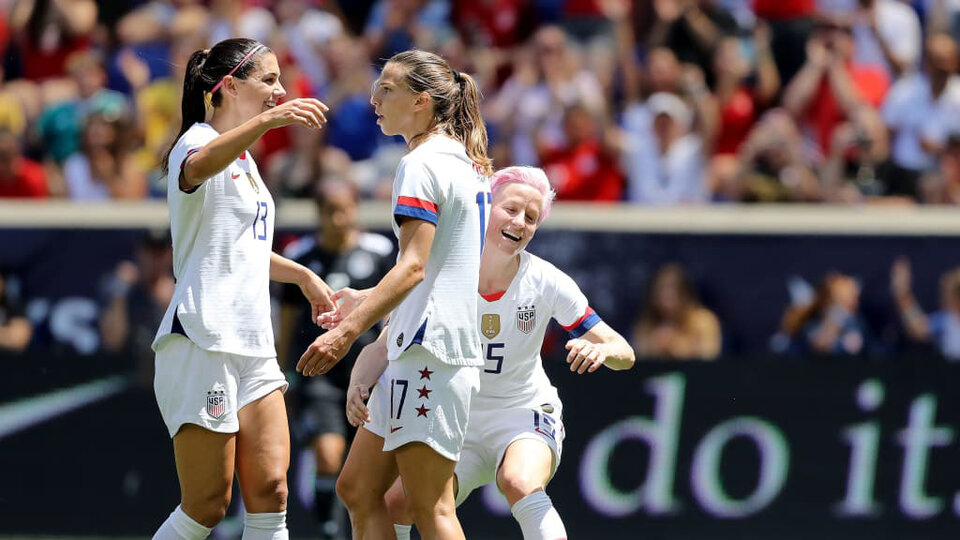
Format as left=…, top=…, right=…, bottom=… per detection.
left=322, top=35, right=385, bottom=163
left=781, top=271, right=871, bottom=356
left=208, top=0, right=276, bottom=46
left=0, top=128, right=48, bottom=198
left=891, top=256, right=960, bottom=360
left=0, top=271, right=32, bottom=352
left=486, top=24, right=606, bottom=166
left=717, top=108, right=821, bottom=202
left=849, top=0, right=921, bottom=79
left=821, top=104, right=889, bottom=201
left=62, top=111, right=146, bottom=200
left=712, top=24, right=780, bottom=156
left=921, top=133, right=960, bottom=204
left=541, top=102, right=624, bottom=201
left=35, top=50, right=130, bottom=164
left=783, top=16, right=889, bottom=157
left=753, top=0, right=817, bottom=85
left=620, top=75, right=715, bottom=205
left=275, top=0, right=344, bottom=93
left=277, top=179, right=394, bottom=538
left=632, top=263, right=722, bottom=360
left=364, top=0, right=452, bottom=61
left=649, top=0, right=741, bottom=87
left=9, top=0, right=96, bottom=81
left=880, top=33, right=960, bottom=199
left=98, top=229, right=174, bottom=385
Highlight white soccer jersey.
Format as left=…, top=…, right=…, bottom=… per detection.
left=473, top=251, right=601, bottom=412
left=386, top=135, right=489, bottom=367
left=152, top=122, right=276, bottom=357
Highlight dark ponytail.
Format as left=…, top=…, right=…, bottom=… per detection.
left=161, top=38, right=270, bottom=175
left=388, top=50, right=493, bottom=176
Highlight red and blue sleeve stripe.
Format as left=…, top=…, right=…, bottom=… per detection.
left=562, top=307, right=601, bottom=338
left=394, top=196, right=439, bottom=225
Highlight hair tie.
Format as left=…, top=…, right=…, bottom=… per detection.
left=452, top=69, right=464, bottom=85
left=211, top=44, right=265, bottom=94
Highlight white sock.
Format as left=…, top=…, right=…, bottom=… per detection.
left=153, top=505, right=212, bottom=540
left=241, top=511, right=288, bottom=540
left=393, top=523, right=412, bottom=539
left=510, top=491, right=567, bottom=540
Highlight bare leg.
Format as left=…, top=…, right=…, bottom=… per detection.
left=395, top=442, right=463, bottom=540
left=336, top=427, right=399, bottom=539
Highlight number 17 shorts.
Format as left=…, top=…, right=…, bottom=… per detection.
left=365, top=345, right=480, bottom=461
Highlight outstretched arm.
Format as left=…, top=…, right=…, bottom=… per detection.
left=565, top=321, right=636, bottom=373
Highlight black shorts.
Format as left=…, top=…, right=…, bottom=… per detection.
left=295, top=377, right=347, bottom=441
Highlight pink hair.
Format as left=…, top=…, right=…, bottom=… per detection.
left=489, top=166, right=557, bottom=223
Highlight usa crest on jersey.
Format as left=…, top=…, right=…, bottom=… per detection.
left=206, top=385, right=227, bottom=419
left=516, top=305, right=536, bottom=334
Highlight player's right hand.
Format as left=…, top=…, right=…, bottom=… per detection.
left=262, top=98, right=329, bottom=130
left=317, top=287, right=367, bottom=329
left=345, top=384, right=371, bottom=427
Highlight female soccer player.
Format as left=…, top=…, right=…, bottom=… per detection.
left=296, top=50, right=493, bottom=539
left=151, top=38, right=335, bottom=539
left=345, top=166, right=635, bottom=539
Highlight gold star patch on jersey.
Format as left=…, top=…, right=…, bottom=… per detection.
left=481, top=314, right=500, bottom=339
left=517, top=305, right=536, bottom=334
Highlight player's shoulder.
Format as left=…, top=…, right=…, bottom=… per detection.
left=282, top=235, right=317, bottom=261
left=177, top=122, right=218, bottom=148
left=357, top=232, right=394, bottom=257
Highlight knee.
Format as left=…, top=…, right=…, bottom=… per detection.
left=248, top=474, right=288, bottom=512
left=497, top=472, right=540, bottom=506
left=384, top=485, right=409, bottom=522
left=182, top=485, right=232, bottom=528
left=335, top=471, right=364, bottom=512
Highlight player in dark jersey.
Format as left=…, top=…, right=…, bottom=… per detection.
left=277, top=179, right=394, bottom=538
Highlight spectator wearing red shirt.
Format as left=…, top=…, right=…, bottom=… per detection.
left=0, top=129, right=47, bottom=198
left=10, top=0, right=96, bottom=81
left=541, top=103, right=624, bottom=201
left=712, top=24, right=780, bottom=156
left=783, top=16, right=889, bottom=159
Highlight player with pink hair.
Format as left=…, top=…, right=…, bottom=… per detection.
left=342, top=166, right=635, bottom=539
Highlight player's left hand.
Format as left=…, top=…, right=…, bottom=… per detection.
left=298, top=327, right=354, bottom=376
left=300, top=275, right=336, bottom=326
left=317, top=287, right=367, bottom=329
left=565, top=339, right=606, bottom=374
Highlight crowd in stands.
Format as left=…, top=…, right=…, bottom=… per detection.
left=0, top=0, right=957, bottom=204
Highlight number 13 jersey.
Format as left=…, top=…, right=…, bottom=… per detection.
left=153, top=122, right=276, bottom=358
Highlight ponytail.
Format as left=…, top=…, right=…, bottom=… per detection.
left=451, top=73, right=492, bottom=176
left=161, top=49, right=211, bottom=175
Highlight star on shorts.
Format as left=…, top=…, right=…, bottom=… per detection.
left=418, top=385, right=431, bottom=399
left=418, top=366, right=434, bottom=380
left=416, top=404, right=430, bottom=417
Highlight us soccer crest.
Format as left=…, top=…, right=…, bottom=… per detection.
left=481, top=314, right=500, bottom=339
left=516, top=305, right=536, bottom=334
left=206, top=384, right=227, bottom=420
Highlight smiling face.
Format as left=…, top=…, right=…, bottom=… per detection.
left=370, top=62, right=422, bottom=138
left=486, top=183, right=544, bottom=258
left=230, top=52, right=286, bottom=119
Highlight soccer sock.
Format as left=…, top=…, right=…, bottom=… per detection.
left=314, top=475, right=338, bottom=525
left=393, top=524, right=412, bottom=540
left=153, top=505, right=213, bottom=540
left=510, top=491, right=567, bottom=540
left=241, top=511, right=288, bottom=540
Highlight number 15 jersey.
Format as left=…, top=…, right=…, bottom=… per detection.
left=473, top=251, right=601, bottom=413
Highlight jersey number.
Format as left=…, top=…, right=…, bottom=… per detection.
left=253, top=201, right=268, bottom=240
left=483, top=342, right=505, bottom=374
left=476, top=191, right=492, bottom=253
left=390, top=378, right=409, bottom=419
